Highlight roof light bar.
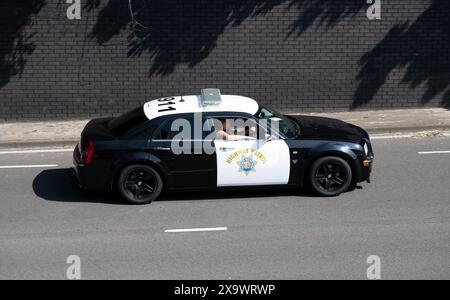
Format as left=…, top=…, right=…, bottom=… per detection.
left=201, top=88, right=222, bottom=106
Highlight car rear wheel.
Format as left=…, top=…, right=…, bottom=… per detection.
left=309, top=156, right=352, bottom=197
left=118, top=165, right=163, bottom=204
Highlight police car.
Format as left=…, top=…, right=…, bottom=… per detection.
left=72, top=89, right=373, bottom=204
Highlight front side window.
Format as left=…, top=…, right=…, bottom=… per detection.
left=203, top=117, right=261, bottom=141
left=256, top=106, right=299, bottom=139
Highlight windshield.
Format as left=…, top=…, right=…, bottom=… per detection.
left=108, top=106, right=148, bottom=136
left=256, top=106, right=299, bottom=139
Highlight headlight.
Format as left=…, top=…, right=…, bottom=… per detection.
left=364, top=143, right=369, bottom=156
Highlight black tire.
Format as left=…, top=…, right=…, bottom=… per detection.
left=309, top=156, right=353, bottom=197
left=117, top=165, right=163, bottom=204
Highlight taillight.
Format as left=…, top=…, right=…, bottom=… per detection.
left=82, top=139, right=95, bottom=165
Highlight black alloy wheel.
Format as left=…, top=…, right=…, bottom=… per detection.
left=118, top=165, right=163, bottom=204
left=309, top=156, right=352, bottom=197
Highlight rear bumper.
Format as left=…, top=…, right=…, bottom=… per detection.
left=69, top=166, right=86, bottom=189
left=71, top=145, right=111, bottom=191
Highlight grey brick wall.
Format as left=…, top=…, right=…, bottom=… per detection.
left=0, top=0, right=449, bottom=121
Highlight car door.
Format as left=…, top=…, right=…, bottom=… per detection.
left=205, top=115, right=291, bottom=187
left=151, top=114, right=216, bottom=189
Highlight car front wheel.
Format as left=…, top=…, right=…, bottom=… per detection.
left=309, top=156, right=352, bottom=197
left=118, top=165, right=163, bottom=204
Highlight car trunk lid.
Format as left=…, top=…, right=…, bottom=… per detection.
left=80, top=117, right=114, bottom=148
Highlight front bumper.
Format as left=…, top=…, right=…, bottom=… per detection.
left=358, top=138, right=374, bottom=183
left=359, top=157, right=373, bottom=183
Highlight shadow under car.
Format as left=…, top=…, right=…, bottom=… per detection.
left=33, top=168, right=317, bottom=204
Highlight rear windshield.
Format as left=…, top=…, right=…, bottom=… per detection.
left=108, top=106, right=148, bottom=136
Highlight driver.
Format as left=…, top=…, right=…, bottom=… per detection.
left=216, top=118, right=256, bottom=141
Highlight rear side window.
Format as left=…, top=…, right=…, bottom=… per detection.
left=109, top=107, right=148, bottom=136
left=153, top=116, right=195, bottom=140
left=130, top=123, right=159, bottom=139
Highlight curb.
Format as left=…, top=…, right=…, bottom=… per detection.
left=0, top=126, right=449, bottom=150
left=0, top=140, right=78, bottom=150
left=363, top=125, right=450, bottom=134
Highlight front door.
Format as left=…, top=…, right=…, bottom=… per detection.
left=215, top=139, right=290, bottom=187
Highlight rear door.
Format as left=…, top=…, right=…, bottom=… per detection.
left=151, top=114, right=216, bottom=189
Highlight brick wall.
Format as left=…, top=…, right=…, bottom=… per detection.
left=0, top=0, right=449, bottom=121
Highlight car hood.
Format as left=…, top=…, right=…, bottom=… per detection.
left=289, top=115, right=369, bottom=143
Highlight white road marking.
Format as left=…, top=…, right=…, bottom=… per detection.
left=165, top=227, right=228, bottom=233
left=0, top=149, right=73, bottom=155
left=0, top=164, right=59, bottom=169
left=418, top=151, right=450, bottom=155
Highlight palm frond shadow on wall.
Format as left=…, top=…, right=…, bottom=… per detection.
left=87, top=0, right=450, bottom=108
left=0, top=0, right=45, bottom=88
left=1, top=0, right=449, bottom=109
left=353, top=0, right=450, bottom=108
left=86, top=0, right=366, bottom=77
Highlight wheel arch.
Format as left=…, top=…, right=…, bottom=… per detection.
left=109, top=154, right=171, bottom=192
left=303, top=144, right=361, bottom=186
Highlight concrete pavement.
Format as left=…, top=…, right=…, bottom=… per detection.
left=0, top=135, right=449, bottom=279
left=0, top=108, right=449, bottom=148
left=302, top=108, right=450, bottom=134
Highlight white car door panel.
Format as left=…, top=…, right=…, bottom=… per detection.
left=215, top=139, right=290, bottom=187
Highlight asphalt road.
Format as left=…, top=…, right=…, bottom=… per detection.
left=0, top=136, right=449, bottom=280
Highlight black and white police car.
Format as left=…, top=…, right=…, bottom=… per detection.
left=72, top=89, right=374, bottom=204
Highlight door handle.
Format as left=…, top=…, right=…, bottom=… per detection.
left=219, top=147, right=235, bottom=152
left=154, top=146, right=171, bottom=151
